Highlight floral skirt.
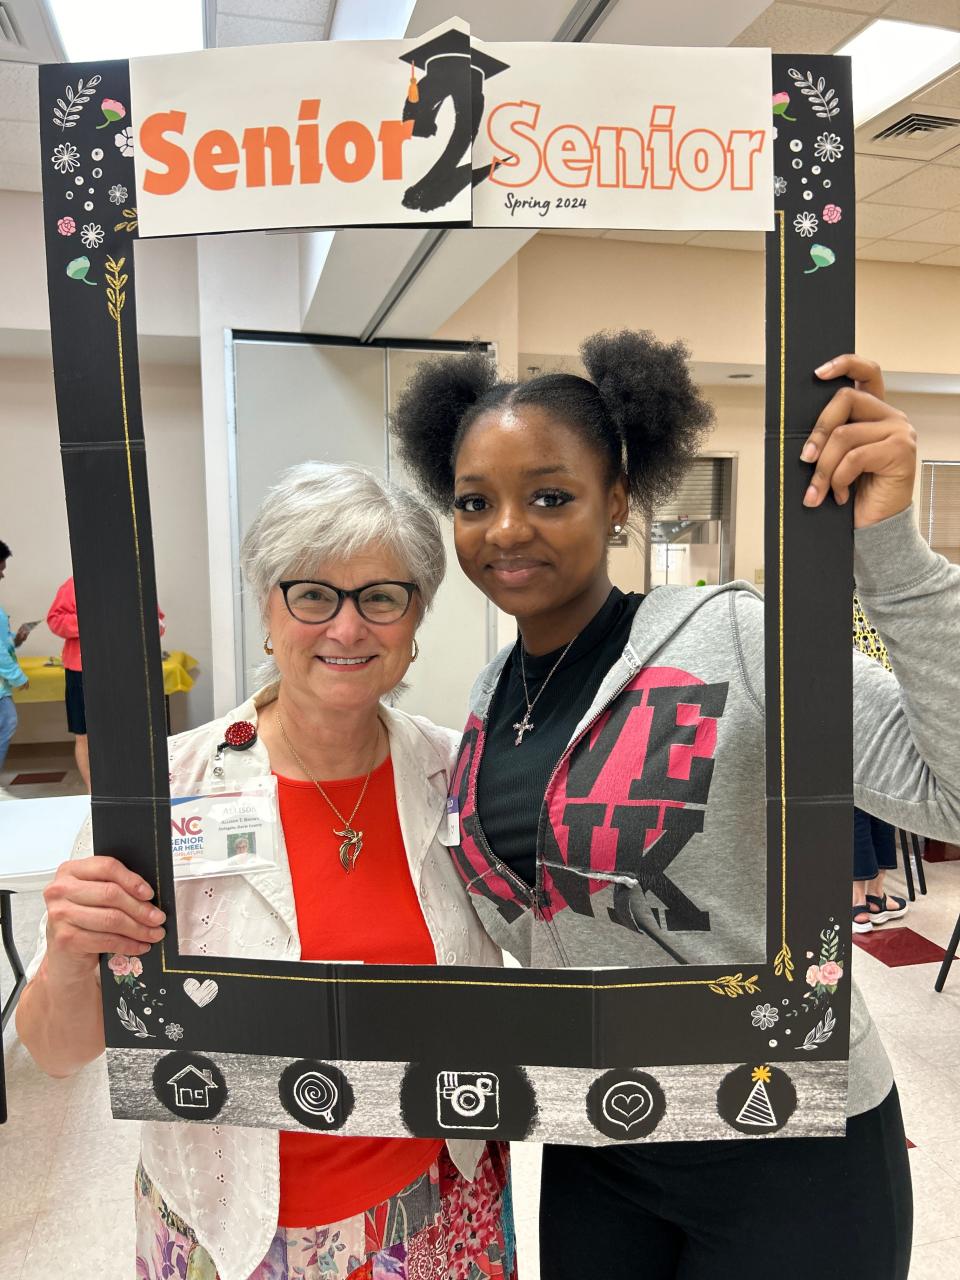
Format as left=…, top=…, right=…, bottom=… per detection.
left=135, top=1143, right=517, bottom=1280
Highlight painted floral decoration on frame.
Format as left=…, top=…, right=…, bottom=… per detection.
left=51, top=142, right=80, bottom=174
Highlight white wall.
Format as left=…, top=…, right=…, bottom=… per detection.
left=0, top=191, right=199, bottom=338
left=197, top=231, right=304, bottom=715
left=1, top=355, right=213, bottom=741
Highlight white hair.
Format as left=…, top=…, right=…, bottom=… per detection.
left=240, top=462, right=445, bottom=682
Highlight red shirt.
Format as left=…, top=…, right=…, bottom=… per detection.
left=46, top=576, right=164, bottom=671
left=276, top=756, right=443, bottom=1227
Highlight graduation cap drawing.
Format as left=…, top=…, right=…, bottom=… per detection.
left=399, top=27, right=509, bottom=104
left=397, top=27, right=511, bottom=214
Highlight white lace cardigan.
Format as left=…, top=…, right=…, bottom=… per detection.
left=26, top=686, right=502, bottom=1280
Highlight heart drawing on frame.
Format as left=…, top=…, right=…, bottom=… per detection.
left=183, top=978, right=219, bottom=1007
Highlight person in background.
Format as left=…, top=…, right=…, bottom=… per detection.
left=47, top=575, right=165, bottom=792
left=0, top=539, right=30, bottom=777
left=852, top=809, right=908, bottom=933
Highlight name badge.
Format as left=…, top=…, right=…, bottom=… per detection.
left=439, top=794, right=461, bottom=847
left=170, top=777, right=280, bottom=879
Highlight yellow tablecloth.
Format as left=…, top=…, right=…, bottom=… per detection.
left=12, top=651, right=198, bottom=703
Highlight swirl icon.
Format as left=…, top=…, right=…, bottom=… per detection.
left=292, top=1070, right=339, bottom=1123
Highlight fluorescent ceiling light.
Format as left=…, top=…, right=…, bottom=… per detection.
left=836, top=19, right=960, bottom=127
left=49, top=0, right=204, bottom=61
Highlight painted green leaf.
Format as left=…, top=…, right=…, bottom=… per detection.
left=66, top=255, right=97, bottom=285
left=804, top=244, right=836, bottom=275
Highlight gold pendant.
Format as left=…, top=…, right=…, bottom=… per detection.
left=336, top=825, right=363, bottom=873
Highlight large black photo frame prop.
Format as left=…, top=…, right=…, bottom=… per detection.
left=39, top=47, right=855, bottom=1144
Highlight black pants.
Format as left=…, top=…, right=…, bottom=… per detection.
left=540, top=1085, right=911, bottom=1279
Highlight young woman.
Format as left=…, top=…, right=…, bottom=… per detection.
left=393, top=331, right=960, bottom=1279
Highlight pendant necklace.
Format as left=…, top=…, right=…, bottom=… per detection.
left=513, top=633, right=580, bottom=746
left=277, top=712, right=381, bottom=872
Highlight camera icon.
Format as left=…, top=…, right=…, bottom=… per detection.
left=435, top=1070, right=501, bottom=1130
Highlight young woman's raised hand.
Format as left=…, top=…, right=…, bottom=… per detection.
left=802, top=354, right=917, bottom=529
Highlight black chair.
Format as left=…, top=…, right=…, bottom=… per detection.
left=896, top=828, right=927, bottom=902
left=935, top=909, right=960, bottom=992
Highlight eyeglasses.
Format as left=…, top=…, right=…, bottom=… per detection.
left=278, top=580, right=419, bottom=625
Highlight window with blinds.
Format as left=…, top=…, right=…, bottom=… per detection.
left=653, top=457, right=731, bottom=523
left=919, top=461, right=960, bottom=566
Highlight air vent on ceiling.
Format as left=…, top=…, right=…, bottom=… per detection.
left=0, top=2, right=24, bottom=50
left=856, top=98, right=960, bottom=163
left=872, top=113, right=959, bottom=142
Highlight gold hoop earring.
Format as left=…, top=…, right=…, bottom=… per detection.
left=411, top=639, right=419, bottom=662
left=263, top=636, right=274, bottom=655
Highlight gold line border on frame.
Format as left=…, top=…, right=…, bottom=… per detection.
left=151, top=220, right=788, bottom=998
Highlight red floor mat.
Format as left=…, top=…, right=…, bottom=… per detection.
left=853, top=926, right=946, bottom=967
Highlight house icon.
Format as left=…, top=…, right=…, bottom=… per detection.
left=167, top=1063, right=219, bottom=1109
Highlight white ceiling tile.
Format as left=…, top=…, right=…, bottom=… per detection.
left=857, top=238, right=952, bottom=261
left=0, top=160, right=42, bottom=192
left=0, top=120, right=40, bottom=168
left=883, top=0, right=960, bottom=31
left=731, top=3, right=868, bottom=51
left=686, top=230, right=765, bottom=250
left=855, top=154, right=923, bottom=198
left=784, top=0, right=886, bottom=10
left=0, top=63, right=38, bottom=124
left=856, top=202, right=936, bottom=236
left=601, top=229, right=698, bottom=243
left=216, top=14, right=327, bottom=46
left=888, top=208, right=960, bottom=240
left=856, top=237, right=877, bottom=249
left=934, top=143, right=960, bottom=166
left=918, top=244, right=960, bottom=264
left=865, top=162, right=960, bottom=208
left=917, top=69, right=960, bottom=109
left=220, top=0, right=333, bottom=22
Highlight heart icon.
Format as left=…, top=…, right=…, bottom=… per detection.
left=602, top=1082, right=653, bottom=1131
left=610, top=1091, right=647, bottom=1120
left=183, top=978, right=219, bottom=1007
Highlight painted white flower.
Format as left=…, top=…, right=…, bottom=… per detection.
left=165, top=1022, right=184, bottom=1041
left=108, top=183, right=128, bottom=205
left=794, top=211, right=818, bottom=238
left=80, top=222, right=104, bottom=249
left=114, top=127, right=134, bottom=158
left=751, top=1003, right=779, bottom=1030
left=774, top=176, right=787, bottom=196
left=51, top=142, right=80, bottom=174
left=814, top=132, right=843, bottom=163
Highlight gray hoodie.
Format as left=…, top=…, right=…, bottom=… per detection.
left=451, top=506, right=960, bottom=1117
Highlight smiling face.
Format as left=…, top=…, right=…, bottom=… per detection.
left=266, top=545, right=420, bottom=714
left=453, top=406, right=628, bottom=647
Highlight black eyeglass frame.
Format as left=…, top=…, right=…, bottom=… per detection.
left=277, top=579, right=420, bottom=625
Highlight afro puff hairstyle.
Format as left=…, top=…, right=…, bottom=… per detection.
left=391, top=330, right=714, bottom=515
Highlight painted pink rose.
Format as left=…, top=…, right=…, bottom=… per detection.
left=820, top=961, right=842, bottom=985
left=97, top=98, right=127, bottom=129
left=806, top=964, right=822, bottom=986
left=108, top=953, right=132, bottom=976
left=128, top=956, right=143, bottom=977
left=823, top=204, right=842, bottom=224
left=772, top=92, right=790, bottom=106
left=57, top=216, right=76, bottom=236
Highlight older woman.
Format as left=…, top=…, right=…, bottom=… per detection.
left=17, top=462, right=515, bottom=1280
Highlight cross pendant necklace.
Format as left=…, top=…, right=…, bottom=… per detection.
left=513, top=710, right=535, bottom=746
left=513, top=631, right=580, bottom=747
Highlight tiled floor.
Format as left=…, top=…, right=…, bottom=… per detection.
left=2, top=798, right=958, bottom=1276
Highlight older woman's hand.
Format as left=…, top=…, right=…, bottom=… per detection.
left=43, top=856, right=166, bottom=980
left=802, top=355, right=917, bottom=529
